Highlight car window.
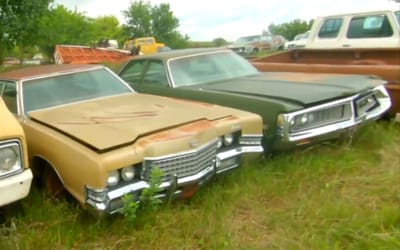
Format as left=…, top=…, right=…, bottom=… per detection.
left=347, top=14, right=393, bottom=38
left=318, top=18, right=343, bottom=38
left=119, top=60, right=146, bottom=84
left=143, top=60, right=168, bottom=86
left=395, top=11, right=400, bottom=25
left=22, top=68, right=133, bottom=113
left=0, top=81, right=17, bottom=114
left=169, top=51, right=258, bottom=87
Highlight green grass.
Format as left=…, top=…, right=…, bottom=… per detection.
left=1, top=121, right=399, bottom=250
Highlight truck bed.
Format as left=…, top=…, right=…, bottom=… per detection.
left=251, top=48, right=400, bottom=115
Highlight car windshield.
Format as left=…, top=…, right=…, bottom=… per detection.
left=169, top=51, right=259, bottom=87
left=23, top=68, right=133, bottom=113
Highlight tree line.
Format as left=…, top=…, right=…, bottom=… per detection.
left=0, top=0, right=312, bottom=64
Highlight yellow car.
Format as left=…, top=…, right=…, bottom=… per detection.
left=0, top=64, right=263, bottom=214
left=0, top=98, right=32, bottom=207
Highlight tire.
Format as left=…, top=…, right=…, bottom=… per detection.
left=42, top=166, right=65, bottom=199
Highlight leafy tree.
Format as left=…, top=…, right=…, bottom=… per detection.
left=89, top=15, right=124, bottom=46
left=36, top=5, right=92, bottom=60
left=268, top=19, right=313, bottom=41
left=122, top=0, right=188, bottom=49
left=0, top=0, right=52, bottom=63
left=212, top=38, right=229, bottom=47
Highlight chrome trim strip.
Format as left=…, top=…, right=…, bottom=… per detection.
left=217, top=145, right=263, bottom=161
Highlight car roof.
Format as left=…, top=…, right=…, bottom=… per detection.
left=0, top=64, right=103, bottom=81
left=133, top=47, right=227, bottom=61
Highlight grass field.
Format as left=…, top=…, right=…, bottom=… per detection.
left=1, top=120, right=399, bottom=250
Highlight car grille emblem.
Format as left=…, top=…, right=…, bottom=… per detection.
left=189, top=140, right=200, bottom=148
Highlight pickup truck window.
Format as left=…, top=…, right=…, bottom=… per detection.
left=347, top=14, right=393, bottom=38
left=318, top=18, right=342, bottom=38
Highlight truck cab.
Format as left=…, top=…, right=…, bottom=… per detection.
left=306, top=10, right=400, bottom=49
left=123, top=37, right=166, bottom=55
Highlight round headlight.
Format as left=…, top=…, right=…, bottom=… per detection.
left=223, top=133, right=234, bottom=145
left=107, top=170, right=120, bottom=187
left=0, top=147, right=18, bottom=171
left=216, top=137, right=223, bottom=148
left=121, top=166, right=135, bottom=181
left=300, top=114, right=308, bottom=124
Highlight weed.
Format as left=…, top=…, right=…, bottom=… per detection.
left=120, top=167, right=163, bottom=222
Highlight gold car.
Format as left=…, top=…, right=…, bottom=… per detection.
left=0, top=64, right=263, bottom=214
left=0, top=98, right=32, bottom=207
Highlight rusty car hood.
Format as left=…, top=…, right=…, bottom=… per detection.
left=28, top=94, right=231, bottom=151
left=196, top=72, right=384, bottom=106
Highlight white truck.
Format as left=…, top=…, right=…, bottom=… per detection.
left=305, top=9, right=400, bottom=49
left=251, top=9, right=400, bottom=116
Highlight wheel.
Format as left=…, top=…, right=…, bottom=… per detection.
left=42, top=166, right=65, bottom=199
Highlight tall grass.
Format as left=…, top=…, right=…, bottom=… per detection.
left=1, top=121, right=399, bottom=250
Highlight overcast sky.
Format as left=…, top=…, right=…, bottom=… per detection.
left=54, top=0, right=399, bottom=41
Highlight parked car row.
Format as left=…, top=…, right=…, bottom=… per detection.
left=0, top=47, right=391, bottom=215
left=228, top=34, right=287, bottom=55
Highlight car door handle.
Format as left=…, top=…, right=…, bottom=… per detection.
left=342, top=44, right=351, bottom=47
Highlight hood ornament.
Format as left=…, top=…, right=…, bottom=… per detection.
left=189, top=139, right=200, bottom=148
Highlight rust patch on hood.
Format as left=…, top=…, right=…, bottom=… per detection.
left=56, top=111, right=158, bottom=125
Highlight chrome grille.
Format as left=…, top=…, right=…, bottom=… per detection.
left=143, top=140, right=218, bottom=182
left=290, top=103, right=352, bottom=132
left=311, top=104, right=352, bottom=125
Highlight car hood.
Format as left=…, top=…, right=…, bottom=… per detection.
left=28, top=94, right=231, bottom=151
left=196, top=72, right=384, bottom=106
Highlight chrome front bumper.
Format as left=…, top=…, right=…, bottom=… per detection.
left=0, top=169, right=33, bottom=207
left=85, top=138, right=263, bottom=214
left=276, top=85, right=391, bottom=147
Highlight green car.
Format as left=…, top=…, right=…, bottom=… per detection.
left=118, top=48, right=391, bottom=152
